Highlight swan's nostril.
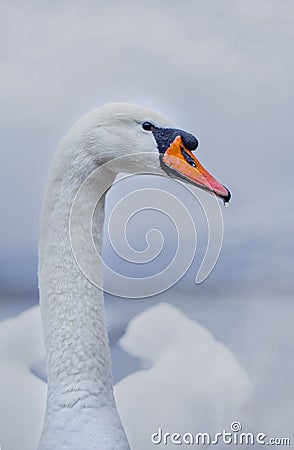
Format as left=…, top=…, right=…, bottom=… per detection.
left=181, top=147, right=197, bottom=167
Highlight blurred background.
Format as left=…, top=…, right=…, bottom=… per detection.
left=0, top=0, right=293, bottom=443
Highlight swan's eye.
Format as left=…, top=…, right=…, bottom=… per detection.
left=142, top=122, right=154, bottom=131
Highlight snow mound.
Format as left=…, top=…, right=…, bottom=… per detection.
left=0, top=306, right=46, bottom=450
left=115, top=303, right=253, bottom=449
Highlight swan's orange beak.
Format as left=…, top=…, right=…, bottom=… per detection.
left=161, top=136, right=231, bottom=203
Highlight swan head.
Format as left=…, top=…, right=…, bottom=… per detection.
left=65, top=102, right=231, bottom=202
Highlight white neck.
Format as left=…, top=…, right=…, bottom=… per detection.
left=38, top=147, right=130, bottom=449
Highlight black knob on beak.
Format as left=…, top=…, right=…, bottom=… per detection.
left=180, top=131, right=198, bottom=151
left=152, top=127, right=199, bottom=154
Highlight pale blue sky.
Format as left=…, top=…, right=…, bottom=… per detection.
left=1, top=0, right=293, bottom=295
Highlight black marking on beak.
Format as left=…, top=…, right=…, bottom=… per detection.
left=152, top=127, right=198, bottom=154
left=222, top=188, right=231, bottom=203
left=181, top=147, right=196, bottom=167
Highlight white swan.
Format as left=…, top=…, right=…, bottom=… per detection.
left=1, top=103, right=234, bottom=450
